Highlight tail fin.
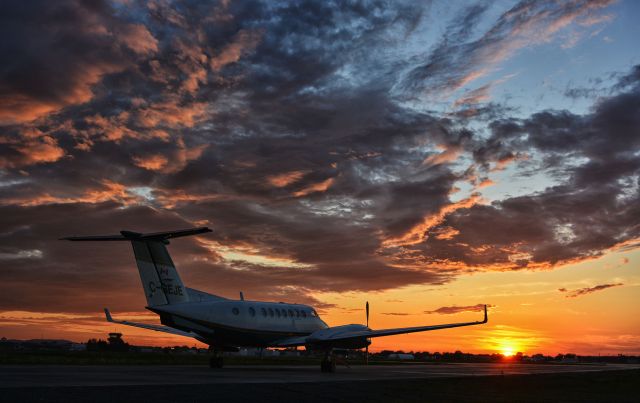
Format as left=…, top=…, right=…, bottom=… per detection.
left=62, top=227, right=211, bottom=306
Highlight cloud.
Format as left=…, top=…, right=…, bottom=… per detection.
left=400, top=0, right=615, bottom=98
left=267, top=171, right=309, bottom=188
left=0, top=0, right=635, bottom=322
left=133, top=154, right=169, bottom=171
left=210, top=29, right=263, bottom=71
left=0, top=0, right=159, bottom=125
left=424, top=304, right=489, bottom=315
left=560, top=283, right=624, bottom=298
left=293, top=177, right=335, bottom=197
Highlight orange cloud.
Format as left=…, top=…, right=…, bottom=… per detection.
left=478, top=179, right=495, bottom=188
left=210, top=29, right=262, bottom=71
left=0, top=180, right=142, bottom=207
left=267, top=170, right=308, bottom=188
left=117, top=23, right=159, bottom=56
left=382, top=194, right=480, bottom=248
left=133, top=154, right=169, bottom=171
left=560, top=283, right=624, bottom=298
left=432, top=226, right=460, bottom=240
left=422, top=145, right=461, bottom=166
left=0, top=62, right=123, bottom=125
left=84, top=112, right=138, bottom=142
left=134, top=98, right=207, bottom=129
left=0, top=127, right=65, bottom=168
left=293, top=177, right=335, bottom=197
left=132, top=137, right=208, bottom=174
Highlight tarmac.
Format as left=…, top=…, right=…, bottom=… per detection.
left=2, top=362, right=639, bottom=387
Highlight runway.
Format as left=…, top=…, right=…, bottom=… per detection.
left=2, top=362, right=638, bottom=387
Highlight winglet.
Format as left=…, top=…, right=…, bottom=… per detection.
left=482, top=304, right=488, bottom=323
left=104, top=308, right=113, bottom=322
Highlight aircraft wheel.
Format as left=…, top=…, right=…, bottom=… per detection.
left=320, top=359, right=335, bottom=373
left=209, top=356, right=224, bottom=368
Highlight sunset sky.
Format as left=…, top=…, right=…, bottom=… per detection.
left=1, top=0, right=639, bottom=356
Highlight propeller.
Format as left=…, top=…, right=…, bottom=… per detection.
left=365, top=301, right=369, bottom=365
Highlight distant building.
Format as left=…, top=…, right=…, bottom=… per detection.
left=388, top=353, right=415, bottom=360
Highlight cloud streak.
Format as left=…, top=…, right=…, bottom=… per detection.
left=424, top=304, right=490, bottom=315
left=559, top=283, right=624, bottom=298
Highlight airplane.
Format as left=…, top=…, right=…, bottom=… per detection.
left=62, top=227, right=488, bottom=372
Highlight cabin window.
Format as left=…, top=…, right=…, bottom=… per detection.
left=295, top=309, right=300, bottom=317
left=268, top=308, right=274, bottom=317
left=288, top=309, right=294, bottom=317
left=261, top=308, right=267, bottom=317
left=249, top=307, right=256, bottom=317
left=283, top=309, right=288, bottom=318
left=276, top=309, right=281, bottom=318
left=232, top=307, right=240, bottom=315
left=301, top=310, right=307, bottom=318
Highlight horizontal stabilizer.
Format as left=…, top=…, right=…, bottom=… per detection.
left=61, top=227, right=212, bottom=242
left=104, top=308, right=200, bottom=339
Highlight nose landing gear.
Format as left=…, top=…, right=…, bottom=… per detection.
left=320, top=351, right=336, bottom=373
left=209, top=350, right=224, bottom=368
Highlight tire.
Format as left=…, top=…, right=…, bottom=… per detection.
left=320, top=360, right=335, bottom=373
left=209, top=356, right=224, bottom=368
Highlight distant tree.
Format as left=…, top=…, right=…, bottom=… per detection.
left=86, top=338, right=109, bottom=352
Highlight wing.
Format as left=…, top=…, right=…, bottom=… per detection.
left=104, top=308, right=200, bottom=339
left=275, top=305, right=488, bottom=348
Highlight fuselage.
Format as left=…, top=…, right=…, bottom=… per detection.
left=149, top=299, right=329, bottom=348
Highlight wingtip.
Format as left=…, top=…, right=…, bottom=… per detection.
left=104, top=308, right=113, bottom=322
left=483, top=304, right=488, bottom=323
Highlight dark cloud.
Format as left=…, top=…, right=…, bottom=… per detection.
left=0, top=0, right=158, bottom=125
left=0, top=0, right=634, bottom=318
left=561, top=283, right=624, bottom=298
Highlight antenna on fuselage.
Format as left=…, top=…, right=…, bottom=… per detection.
left=365, top=301, right=370, bottom=365
left=240, top=291, right=244, bottom=301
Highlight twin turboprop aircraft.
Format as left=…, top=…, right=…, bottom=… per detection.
left=63, top=227, right=487, bottom=372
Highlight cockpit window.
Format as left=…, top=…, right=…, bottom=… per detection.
left=310, top=309, right=317, bottom=317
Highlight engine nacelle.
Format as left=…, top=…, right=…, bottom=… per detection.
left=305, top=324, right=371, bottom=350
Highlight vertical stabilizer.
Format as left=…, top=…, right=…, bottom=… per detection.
left=131, top=240, right=189, bottom=305
left=61, top=227, right=212, bottom=306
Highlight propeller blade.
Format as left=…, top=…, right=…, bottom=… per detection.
left=366, top=301, right=369, bottom=327
left=365, top=301, right=370, bottom=365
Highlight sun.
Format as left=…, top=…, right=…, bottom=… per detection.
left=501, top=346, right=515, bottom=357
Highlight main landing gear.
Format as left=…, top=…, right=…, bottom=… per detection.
left=209, top=351, right=224, bottom=368
left=320, top=351, right=336, bottom=373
